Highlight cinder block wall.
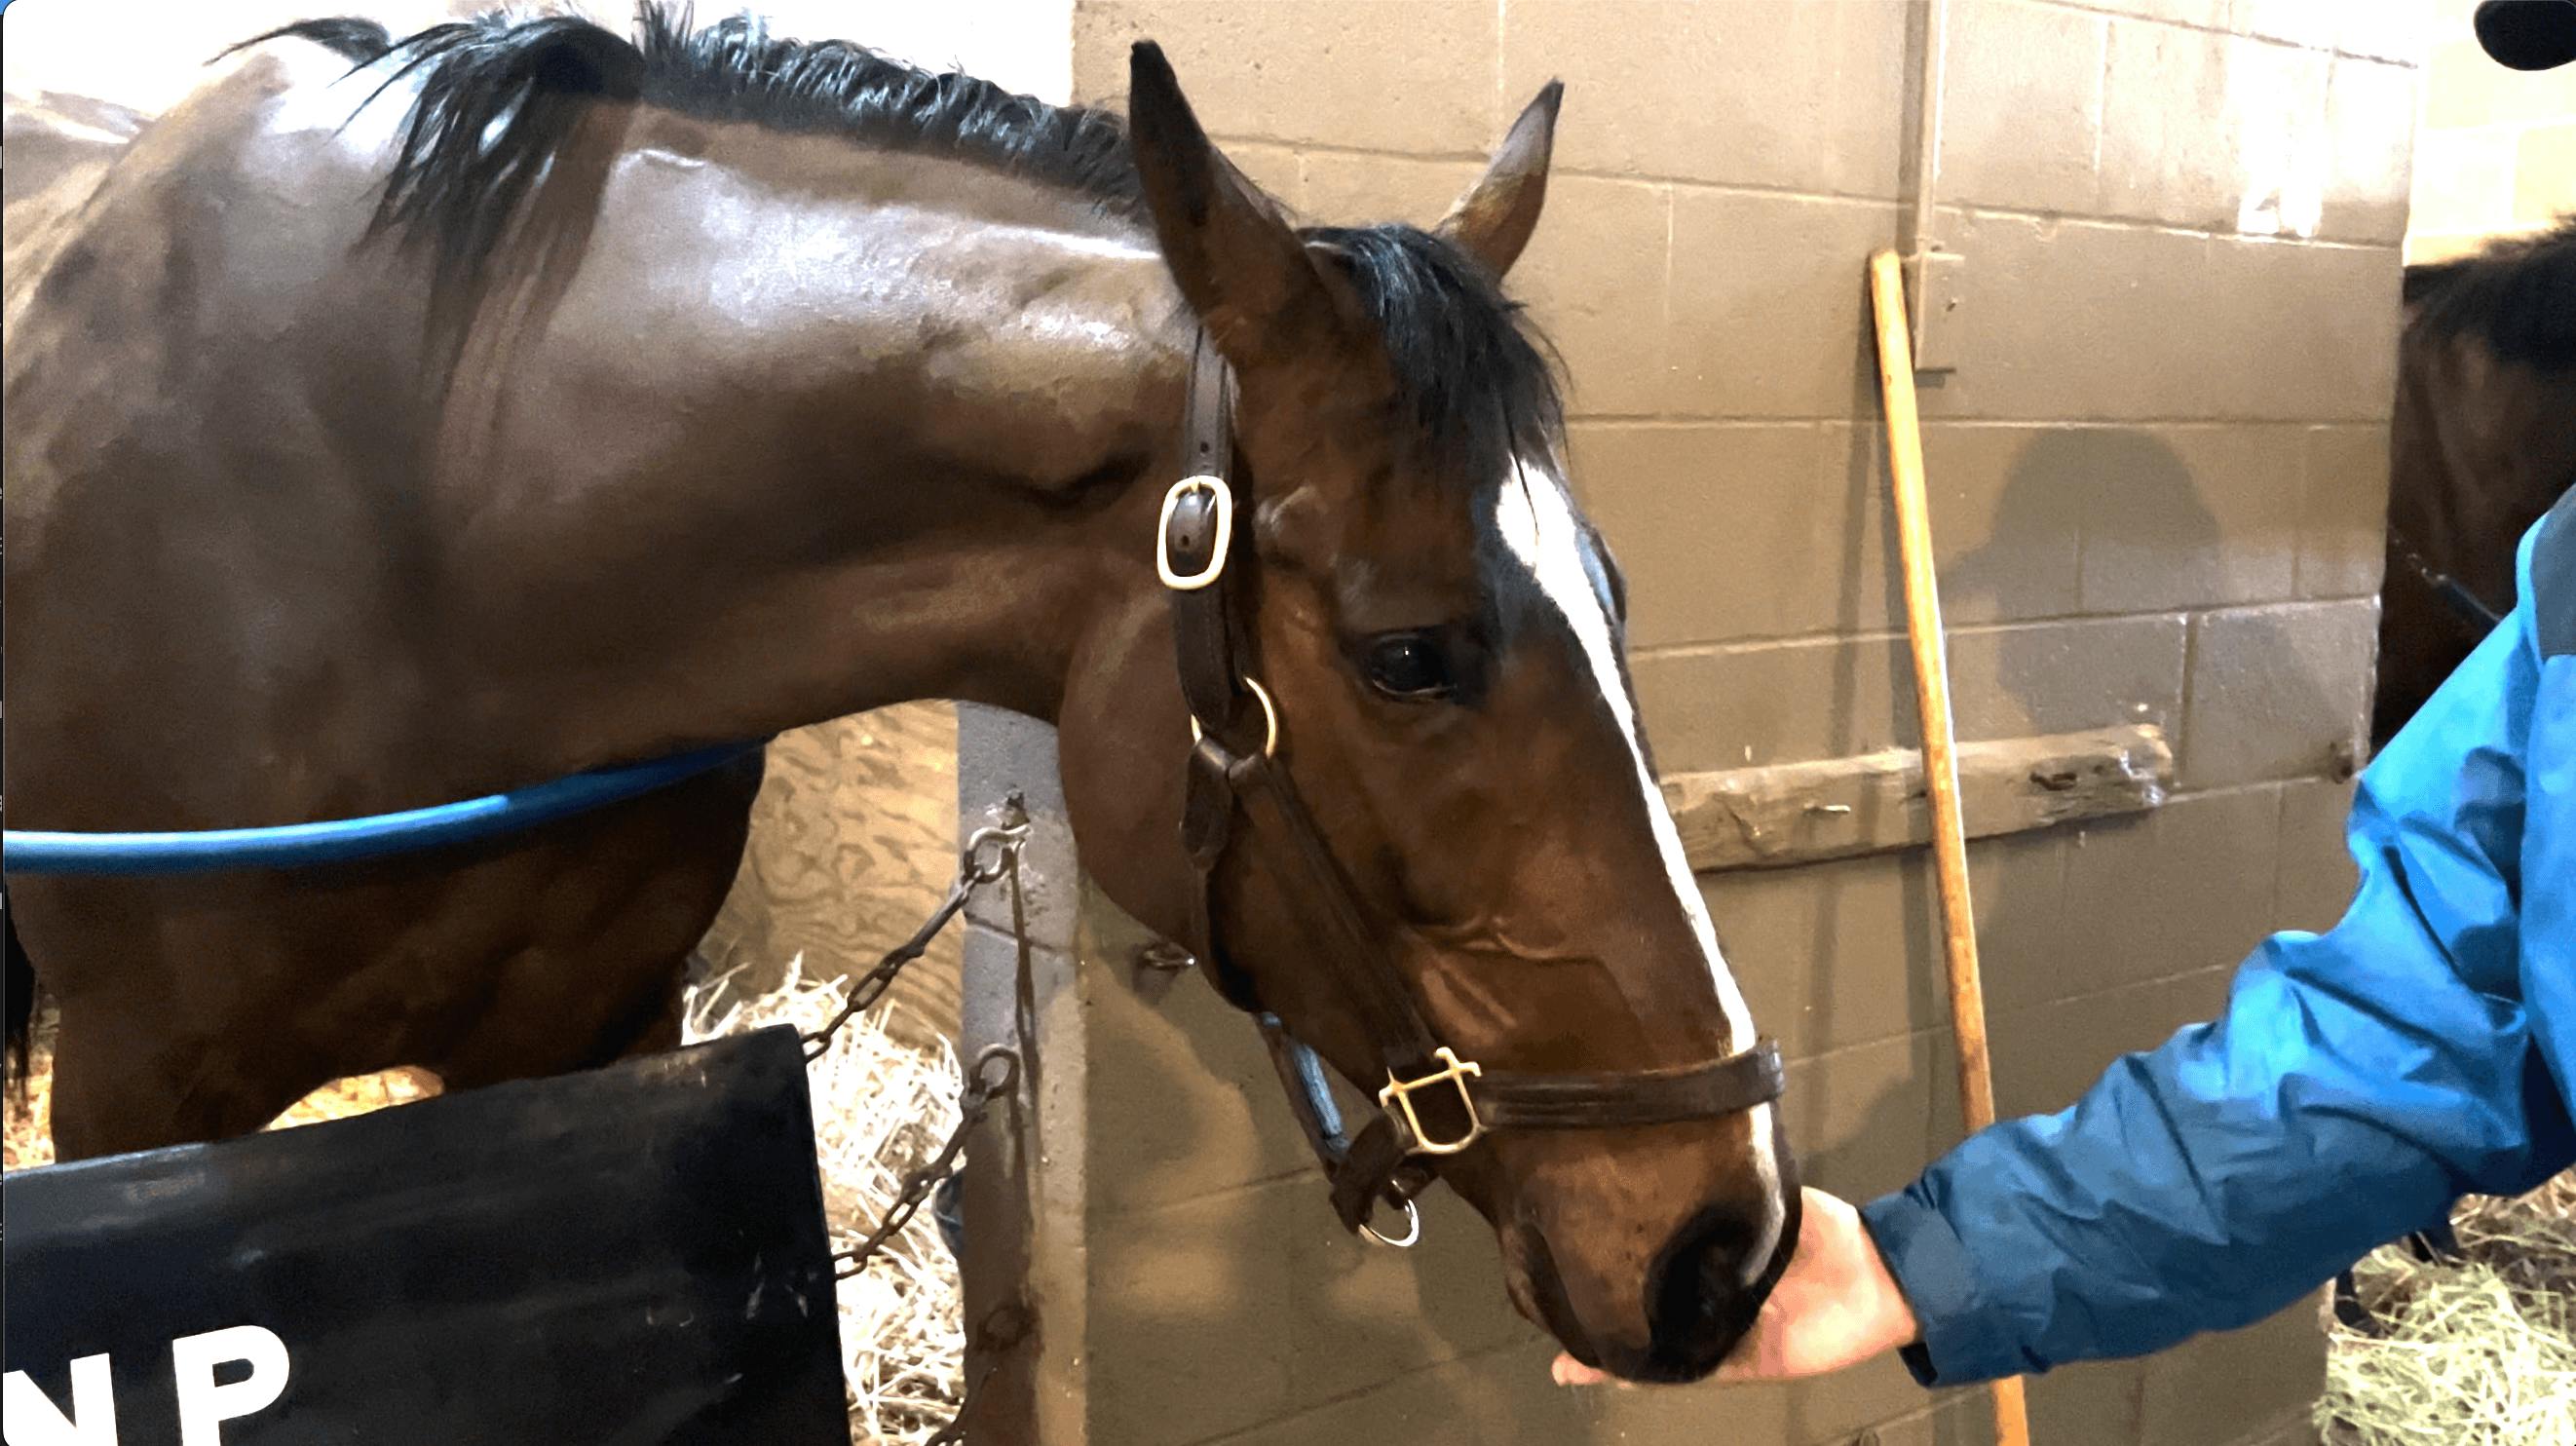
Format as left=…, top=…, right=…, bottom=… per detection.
left=2406, top=0, right=2576, bottom=262
left=1024, top=2, right=2420, bottom=1444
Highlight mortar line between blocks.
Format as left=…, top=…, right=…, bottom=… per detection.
left=1632, top=602, right=2389, bottom=663
left=1212, top=141, right=2406, bottom=251
left=1091, top=1161, right=1324, bottom=1224
left=1781, top=957, right=2240, bottom=1072
left=1181, top=1333, right=1549, bottom=1446
left=2030, top=0, right=2425, bottom=68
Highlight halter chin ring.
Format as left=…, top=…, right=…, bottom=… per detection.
left=1380, top=1046, right=1486, bottom=1156
left=1359, top=1197, right=1422, bottom=1249
left=1189, top=672, right=1281, bottom=759
left=1156, top=475, right=1234, bottom=590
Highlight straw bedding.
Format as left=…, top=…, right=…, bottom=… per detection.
left=2319, top=1172, right=2576, bottom=1446
left=682, top=960, right=968, bottom=1443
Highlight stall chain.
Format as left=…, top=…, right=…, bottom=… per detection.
left=798, top=813, right=1033, bottom=1441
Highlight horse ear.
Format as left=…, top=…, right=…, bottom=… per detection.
left=1127, top=42, right=1345, bottom=367
left=1437, top=81, right=1563, bottom=278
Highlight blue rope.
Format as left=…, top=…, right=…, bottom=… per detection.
left=1, top=742, right=766, bottom=876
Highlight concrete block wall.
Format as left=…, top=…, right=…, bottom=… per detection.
left=2406, top=0, right=2576, bottom=262
left=999, top=2, right=2424, bottom=1443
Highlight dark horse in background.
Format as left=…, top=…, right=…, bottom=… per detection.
left=2373, top=215, right=2576, bottom=746
left=3, top=7, right=1794, bottom=1381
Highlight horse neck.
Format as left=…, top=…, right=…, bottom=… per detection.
left=2393, top=328, right=2576, bottom=602
left=438, top=132, right=1193, bottom=782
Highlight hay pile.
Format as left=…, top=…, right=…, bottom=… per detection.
left=2, top=1010, right=60, bottom=1171
left=2321, top=1172, right=2576, bottom=1446
left=4, top=968, right=969, bottom=1446
left=682, top=960, right=967, bottom=1443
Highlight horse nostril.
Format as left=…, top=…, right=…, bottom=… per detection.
left=1650, top=1207, right=1746, bottom=1323
left=1642, top=1205, right=1773, bottom=1382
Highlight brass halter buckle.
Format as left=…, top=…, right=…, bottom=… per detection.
left=1155, top=475, right=1233, bottom=590
left=1379, top=1046, right=1486, bottom=1156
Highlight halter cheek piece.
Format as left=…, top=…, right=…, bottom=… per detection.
left=1158, top=336, right=1787, bottom=1245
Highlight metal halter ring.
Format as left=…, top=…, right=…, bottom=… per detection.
left=1189, top=673, right=1281, bottom=759
left=1155, top=475, right=1234, bottom=591
left=1359, top=1197, right=1422, bottom=1249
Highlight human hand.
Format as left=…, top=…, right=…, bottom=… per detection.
left=1550, top=1187, right=1919, bottom=1388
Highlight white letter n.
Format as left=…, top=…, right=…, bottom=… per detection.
left=2, top=1355, right=118, bottom=1446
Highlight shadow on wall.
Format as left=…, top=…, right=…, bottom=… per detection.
left=1750, top=419, right=2348, bottom=1251
left=1953, top=427, right=2353, bottom=789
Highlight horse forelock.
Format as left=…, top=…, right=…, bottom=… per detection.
left=1305, top=221, right=1566, bottom=501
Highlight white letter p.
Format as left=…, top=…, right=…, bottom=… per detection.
left=170, top=1327, right=288, bottom=1446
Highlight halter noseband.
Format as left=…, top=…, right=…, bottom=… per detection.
left=1156, top=336, right=1786, bottom=1244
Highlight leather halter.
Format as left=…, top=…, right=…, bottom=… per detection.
left=1156, top=335, right=1787, bottom=1242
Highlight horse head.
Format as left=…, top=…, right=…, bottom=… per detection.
left=1058, top=46, right=1798, bottom=1383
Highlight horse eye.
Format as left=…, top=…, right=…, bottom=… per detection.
left=1363, top=632, right=1454, bottom=701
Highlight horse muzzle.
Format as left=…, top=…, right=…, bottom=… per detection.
left=1504, top=1176, right=1800, bottom=1384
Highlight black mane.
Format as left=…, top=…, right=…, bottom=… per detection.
left=246, top=4, right=1141, bottom=279
left=2402, top=215, right=2576, bottom=371
left=634, top=8, right=1141, bottom=210
left=248, top=6, right=1559, bottom=478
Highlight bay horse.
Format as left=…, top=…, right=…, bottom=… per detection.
left=1, top=8, right=1794, bottom=1381
left=2374, top=216, right=2576, bottom=746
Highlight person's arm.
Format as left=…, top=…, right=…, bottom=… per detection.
left=1861, top=533, right=2574, bottom=1386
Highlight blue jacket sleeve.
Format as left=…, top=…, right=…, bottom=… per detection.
left=1859, top=528, right=2576, bottom=1386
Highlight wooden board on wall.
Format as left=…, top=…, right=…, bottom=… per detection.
left=1669, top=725, right=2175, bottom=872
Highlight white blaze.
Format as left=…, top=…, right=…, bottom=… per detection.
left=1493, top=458, right=1786, bottom=1281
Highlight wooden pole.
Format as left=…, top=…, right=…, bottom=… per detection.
left=1867, top=247, right=2032, bottom=1446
